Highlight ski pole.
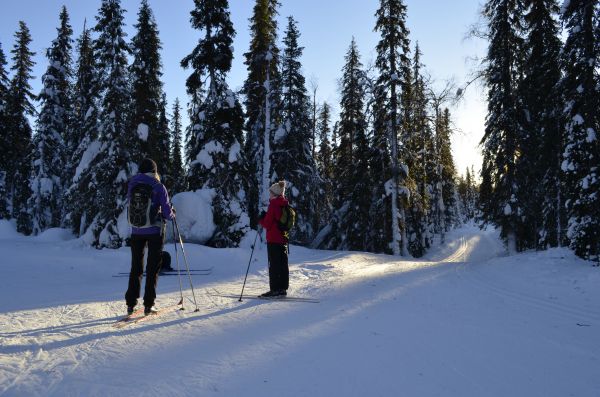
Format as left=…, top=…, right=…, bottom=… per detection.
left=172, top=220, right=185, bottom=310
left=173, top=218, right=200, bottom=312
left=238, top=227, right=261, bottom=302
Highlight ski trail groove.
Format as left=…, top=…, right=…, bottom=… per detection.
left=454, top=232, right=600, bottom=323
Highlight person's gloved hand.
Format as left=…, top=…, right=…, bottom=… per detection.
left=258, top=210, right=266, bottom=220
left=171, top=207, right=177, bottom=218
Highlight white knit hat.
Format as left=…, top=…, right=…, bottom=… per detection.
left=269, top=181, right=286, bottom=196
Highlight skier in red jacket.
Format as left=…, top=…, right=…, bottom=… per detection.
left=258, top=181, right=289, bottom=297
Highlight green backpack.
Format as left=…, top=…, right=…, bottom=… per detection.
left=278, top=205, right=296, bottom=240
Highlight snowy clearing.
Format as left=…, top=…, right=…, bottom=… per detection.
left=0, top=223, right=599, bottom=396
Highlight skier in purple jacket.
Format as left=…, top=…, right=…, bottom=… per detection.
left=125, top=158, right=175, bottom=315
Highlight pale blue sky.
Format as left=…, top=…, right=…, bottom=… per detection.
left=0, top=0, right=487, bottom=177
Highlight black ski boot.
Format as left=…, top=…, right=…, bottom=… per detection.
left=144, top=306, right=158, bottom=315
left=259, top=290, right=278, bottom=297
left=127, top=306, right=135, bottom=315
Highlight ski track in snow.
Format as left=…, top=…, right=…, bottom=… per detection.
left=1, top=225, right=599, bottom=396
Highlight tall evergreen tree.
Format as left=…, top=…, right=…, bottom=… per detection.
left=0, top=42, right=11, bottom=219
left=7, top=21, right=36, bottom=234
left=373, top=0, right=412, bottom=255
left=316, top=102, right=333, bottom=230
left=64, top=22, right=101, bottom=236
left=368, top=80, right=393, bottom=253
left=560, top=0, right=600, bottom=260
left=29, top=7, right=73, bottom=234
left=170, top=97, right=185, bottom=194
left=331, top=120, right=339, bottom=153
left=243, top=0, right=281, bottom=227
left=316, top=102, right=333, bottom=182
left=521, top=0, right=563, bottom=248
left=84, top=0, right=132, bottom=248
left=156, top=93, right=171, bottom=184
left=274, top=16, right=322, bottom=243
left=405, top=43, right=433, bottom=256
left=319, top=39, right=370, bottom=250
left=438, top=108, right=459, bottom=229
left=130, top=0, right=164, bottom=166
left=457, top=167, right=478, bottom=221
left=182, top=0, right=249, bottom=247
left=480, top=0, right=526, bottom=253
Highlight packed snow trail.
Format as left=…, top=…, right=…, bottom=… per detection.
left=0, top=223, right=599, bottom=396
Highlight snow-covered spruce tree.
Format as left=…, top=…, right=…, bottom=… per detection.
left=560, top=0, right=600, bottom=261
left=372, top=0, right=412, bottom=255
left=438, top=108, right=459, bottom=230
left=404, top=43, right=433, bottom=257
left=310, top=81, right=318, bottom=160
left=368, top=81, right=392, bottom=253
left=331, top=120, right=339, bottom=153
left=0, top=42, right=11, bottom=219
left=181, top=0, right=250, bottom=247
left=170, top=97, right=185, bottom=194
left=156, top=93, right=172, bottom=186
left=29, top=7, right=73, bottom=235
left=273, top=16, right=323, bottom=243
left=7, top=21, right=36, bottom=234
left=458, top=166, right=479, bottom=222
left=85, top=0, right=133, bottom=248
left=64, top=23, right=101, bottom=236
left=315, top=102, right=333, bottom=231
left=130, top=0, right=164, bottom=168
left=317, top=102, right=333, bottom=180
left=520, top=0, right=564, bottom=248
left=480, top=0, right=526, bottom=254
left=457, top=168, right=471, bottom=222
left=469, top=165, right=479, bottom=218
left=426, top=84, right=457, bottom=244
left=319, top=39, right=371, bottom=250
left=243, top=0, right=281, bottom=227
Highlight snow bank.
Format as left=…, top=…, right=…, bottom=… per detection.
left=171, top=189, right=216, bottom=243
left=237, top=227, right=266, bottom=251
left=31, top=227, right=74, bottom=242
left=116, top=207, right=130, bottom=240
left=0, top=219, right=21, bottom=239
left=1, top=222, right=600, bottom=396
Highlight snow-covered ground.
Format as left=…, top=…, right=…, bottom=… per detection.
left=0, top=221, right=599, bottom=397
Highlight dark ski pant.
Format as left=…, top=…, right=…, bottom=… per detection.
left=267, top=243, right=289, bottom=292
left=125, top=233, right=164, bottom=308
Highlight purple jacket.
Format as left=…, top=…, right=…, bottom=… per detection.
left=127, top=173, right=175, bottom=235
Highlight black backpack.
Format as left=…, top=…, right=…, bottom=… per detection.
left=160, top=251, right=173, bottom=271
left=128, top=182, right=158, bottom=228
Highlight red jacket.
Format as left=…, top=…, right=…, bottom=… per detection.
left=259, top=195, right=289, bottom=244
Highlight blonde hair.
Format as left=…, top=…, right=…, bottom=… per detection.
left=145, top=171, right=161, bottom=182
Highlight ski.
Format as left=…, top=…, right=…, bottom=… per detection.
left=256, top=295, right=320, bottom=303
left=116, top=267, right=213, bottom=274
left=114, top=306, right=145, bottom=325
left=113, top=303, right=183, bottom=329
left=209, top=293, right=319, bottom=303
left=112, top=270, right=211, bottom=278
